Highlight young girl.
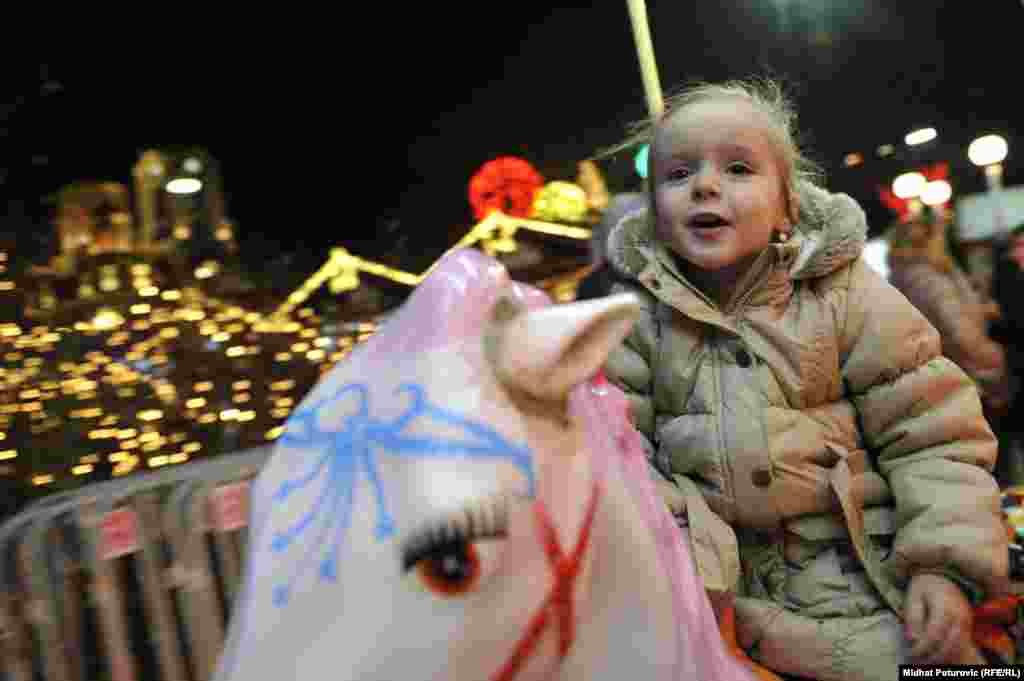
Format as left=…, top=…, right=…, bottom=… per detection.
left=600, top=79, right=1009, bottom=681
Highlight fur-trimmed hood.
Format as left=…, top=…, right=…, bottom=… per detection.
left=606, top=182, right=868, bottom=285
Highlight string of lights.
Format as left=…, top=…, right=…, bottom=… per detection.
left=272, top=211, right=592, bottom=319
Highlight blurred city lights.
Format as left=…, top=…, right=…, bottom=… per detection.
left=166, top=178, right=203, bottom=195
left=892, top=172, right=927, bottom=199
left=985, top=163, right=1005, bottom=189
left=877, top=144, right=895, bottom=158
left=0, top=184, right=596, bottom=497
left=921, top=179, right=953, bottom=206
left=92, top=308, right=125, bottom=331
left=968, top=134, right=1009, bottom=167
left=905, top=128, right=937, bottom=146
left=843, top=152, right=864, bottom=167
left=194, top=261, right=220, bottom=279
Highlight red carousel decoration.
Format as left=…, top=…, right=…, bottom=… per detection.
left=468, top=156, right=545, bottom=220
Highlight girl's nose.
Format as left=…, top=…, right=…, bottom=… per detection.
left=691, top=166, right=721, bottom=200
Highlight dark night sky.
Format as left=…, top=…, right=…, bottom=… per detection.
left=2, top=3, right=1023, bottom=267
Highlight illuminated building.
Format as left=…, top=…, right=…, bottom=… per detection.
left=1, top=154, right=608, bottom=516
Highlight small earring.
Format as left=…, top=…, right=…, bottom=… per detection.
left=777, top=230, right=790, bottom=243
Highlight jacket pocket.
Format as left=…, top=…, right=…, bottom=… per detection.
left=762, top=407, right=833, bottom=517
left=770, top=459, right=835, bottom=518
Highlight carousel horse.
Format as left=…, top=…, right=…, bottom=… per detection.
left=213, top=248, right=761, bottom=681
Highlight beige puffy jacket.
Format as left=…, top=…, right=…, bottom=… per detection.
left=604, top=184, right=1008, bottom=680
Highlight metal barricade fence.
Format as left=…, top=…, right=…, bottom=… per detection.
left=0, top=447, right=271, bottom=681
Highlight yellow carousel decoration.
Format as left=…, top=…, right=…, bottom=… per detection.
left=530, top=181, right=591, bottom=224
left=576, top=160, right=611, bottom=214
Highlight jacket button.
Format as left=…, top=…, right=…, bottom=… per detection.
left=751, top=468, right=772, bottom=487
left=735, top=348, right=753, bottom=368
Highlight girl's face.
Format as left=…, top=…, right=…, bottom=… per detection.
left=650, top=98, right=791, bottom=281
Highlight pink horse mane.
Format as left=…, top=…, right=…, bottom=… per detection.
left=347, top=249, right=749, bottom=679
left=572, top=379, right=749, bottom=679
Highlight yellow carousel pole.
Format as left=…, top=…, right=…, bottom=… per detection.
left=625, top=0, right=664, bottom=119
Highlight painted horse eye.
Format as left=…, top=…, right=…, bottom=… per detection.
left=415, top=540, right=481, bottom=597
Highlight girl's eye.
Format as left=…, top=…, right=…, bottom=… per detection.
left=728, top=162, right=754, bottom=175
left=414, top=540, right=482, bottom=597
left=666, top=167, right=692, bottom=181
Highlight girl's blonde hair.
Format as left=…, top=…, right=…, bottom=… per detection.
left=597, top=77, right=824, bottom=226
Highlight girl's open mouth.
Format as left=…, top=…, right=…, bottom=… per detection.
left=688, top=213, right=730, bottom=229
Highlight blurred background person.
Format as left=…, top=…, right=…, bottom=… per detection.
left=991, top=222, right=1024, bottom=485
left=888, top=207, right=1020, bottom=483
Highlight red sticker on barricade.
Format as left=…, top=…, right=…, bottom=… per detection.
left=99, top=508, right=140, bottom=561
left=211, top=481, right=250, bottom=532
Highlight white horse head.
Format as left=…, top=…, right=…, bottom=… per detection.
left=215, top=249, right=754, bottom=681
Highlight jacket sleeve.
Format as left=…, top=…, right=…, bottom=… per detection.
left=838, top=258, right=1009, bottom=599
left=604, top=280, right=658, bottom=440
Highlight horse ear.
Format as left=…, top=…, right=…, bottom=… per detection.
left=494, top=293, right=641, bottom=402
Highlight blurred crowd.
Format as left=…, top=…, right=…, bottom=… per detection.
left=887, top=208, right=1024, bottom=487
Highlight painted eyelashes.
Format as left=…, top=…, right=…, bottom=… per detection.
left=400, top=494, right=511, bottom=573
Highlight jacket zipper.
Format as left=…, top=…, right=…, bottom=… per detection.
left=712, top=343, right=736, bottom=512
